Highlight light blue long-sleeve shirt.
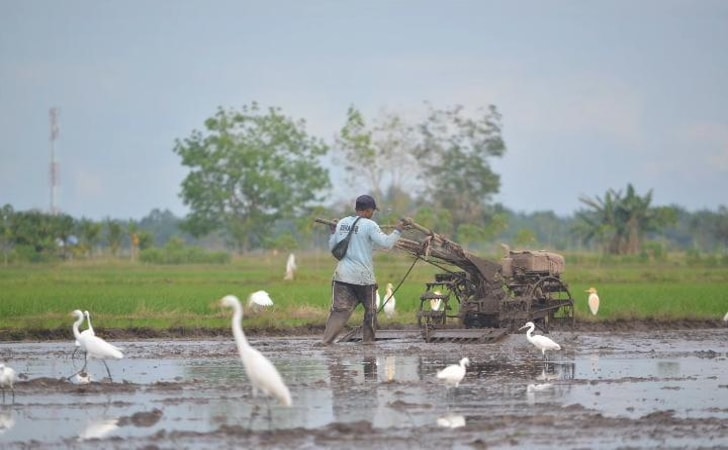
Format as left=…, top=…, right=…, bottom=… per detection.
left=328, top=215, right=401, bottom=285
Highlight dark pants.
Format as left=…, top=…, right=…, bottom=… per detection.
left=322, top=281, right=378, bottom=344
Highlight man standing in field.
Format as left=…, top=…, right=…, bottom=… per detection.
left=322, top=194, right=407, bottom=345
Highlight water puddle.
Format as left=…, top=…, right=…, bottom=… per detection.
left=0, top=330, right=726, bottom=447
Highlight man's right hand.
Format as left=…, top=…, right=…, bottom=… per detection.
left=396, top=218, right=413, bottom=232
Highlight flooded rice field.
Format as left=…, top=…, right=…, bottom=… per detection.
left=0, top=327, right=726, bottom=449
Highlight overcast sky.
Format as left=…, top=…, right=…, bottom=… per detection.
left=1, top=0, right=726, bottom=220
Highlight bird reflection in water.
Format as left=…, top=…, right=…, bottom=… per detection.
left=437, top=413, right=466, bottom=428
left=78, top=418, right=119, bottom=441
left=0, top=410, right=15, bottom=435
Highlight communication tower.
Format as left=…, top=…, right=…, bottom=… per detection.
left=49, top=107, right=60, bottom=215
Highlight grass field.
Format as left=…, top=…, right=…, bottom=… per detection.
left=1, top=251, right=726, bottom=338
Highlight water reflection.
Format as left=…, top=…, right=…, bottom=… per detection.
left=327, top=351, right=380, bottom=424
left=526, top=382, right=555, bottom=405
left=657, top=361, right=680, bottom=377
left=590, top=352, right=600, bottom=375
left=1, top=335, right=726, bottom=446
left=539, top=361, right=575, bottom=381
left=78, top=417, right=119, bottom=441
left=0, top=409, right=15, bottom=435
left=382, top=355, right=396, bottom=382
left=436, top=413, right=465, bottom=428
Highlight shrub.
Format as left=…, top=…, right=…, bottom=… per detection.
left=140, top=239, right=230, bottom=264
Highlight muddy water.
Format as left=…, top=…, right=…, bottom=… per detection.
left=0, top=328, right=726, bottom=449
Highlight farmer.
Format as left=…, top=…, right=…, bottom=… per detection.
left=322, top=194, right=407, bottom=345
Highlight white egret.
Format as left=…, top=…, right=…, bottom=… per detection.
left=71, top=309, right=124, bottom=380
left=84, top=310, right=95, bottom=335
left=73, top=310, right=96, bottom=360
left=383, top=282, right=396, bottom=319
left=72, top=371, right=93, bottom=385
left=586, top=287, right=600, bottom=315
left=723, top=311, right=728, bottom=322
left=430, top=290, right=442, bottom=311
left=519, top=321, right=561, bottom=361
left=375, top=289, right=381, bottom=310
left=248, top=290, right=274, bottom=308
left=220, top=295, right=292, bottom=407
left=0, top=363, right=17, bottom=403
left=436, top=357, right=470, bottom=388
left=283, top=253, right=297, bottom=281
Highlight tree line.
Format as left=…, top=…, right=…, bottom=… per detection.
left=2, top=199, right=726, bottom=264
left=2, top=101, right=726, bottom=263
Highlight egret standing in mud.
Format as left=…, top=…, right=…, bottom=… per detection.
left=519, top=321, right=561, bottom=361
left=0, top=363, right=17, bottom=403
left=70, top=309, right=124, bottom=381
left=283, top=253, right=297, bottom=281
left=383, top=282, right=396, bottom=319
left=430, top=290, right=443, bottom=311
left=220, top=294, right=292, bottom=407
left=586, top=287, right=600, bottom=315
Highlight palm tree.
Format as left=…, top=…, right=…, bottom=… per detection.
left=576, top=184, right=676, bottom=255
left=575, top=189, right=621, bottom=253
left=79, top=219, right=103, bottom=258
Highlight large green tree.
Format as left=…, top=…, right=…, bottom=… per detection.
left=575, top=183, right=677, bottom=254
left=414, top=104, right=506, bottom=234
left=174, top=103, right=331, bottom=252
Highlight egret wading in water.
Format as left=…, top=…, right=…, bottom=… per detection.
left=436, top=357, right=470, bottom=401
left=382, top=282, right=396, bottom=319
left=519, top=321, right=561, bottom=361
left=70, top=310, right=124, bottom=381
left=220, top=295, right=292, bottom=407
left=586, top=287, right=600, bottom=315
left=0, top=363, right=17, bottom=403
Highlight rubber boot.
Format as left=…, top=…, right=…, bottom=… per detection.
left=322, top=309, right=353, bottom=345
left=362, top=299, right=378, bottom=344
